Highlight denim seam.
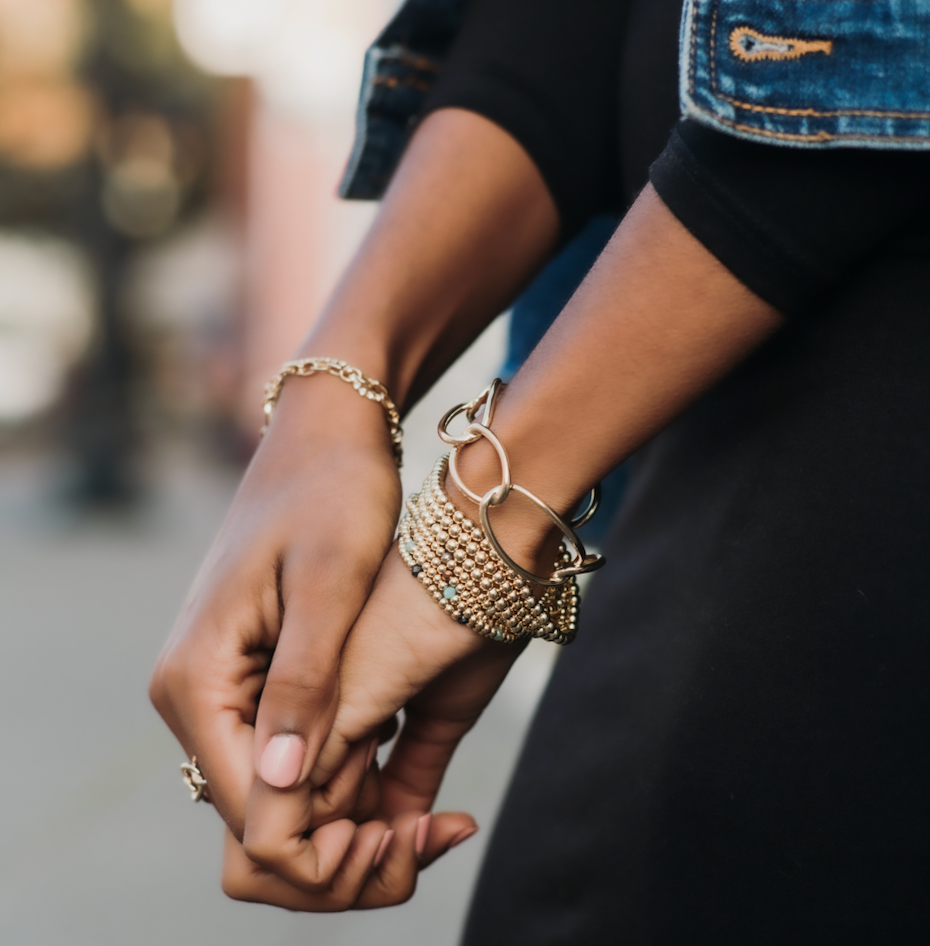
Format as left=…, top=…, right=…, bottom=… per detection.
left=704, top=0, right=930, bottom=124
left=374, top=75, right=434, bottom=92
left=693, top=120, right=930, bottom=145
left=378, top=51, right=440, bottom=73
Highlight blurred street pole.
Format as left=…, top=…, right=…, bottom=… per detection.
left=59, top=0, right=217, bottom=503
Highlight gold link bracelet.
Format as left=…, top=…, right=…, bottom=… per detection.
left=437, top=379, right=604, bottom=586
left=262, top=357, right=403, bottom=466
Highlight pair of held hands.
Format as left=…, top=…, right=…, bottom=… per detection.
left=150, top=384, right=527, bottom=911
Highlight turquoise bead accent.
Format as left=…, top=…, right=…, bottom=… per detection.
left=443, top=585, right=457, bottom=600
left=405, top=540, right=416, bottom=553
left=492, top=628, right=505, bottom=641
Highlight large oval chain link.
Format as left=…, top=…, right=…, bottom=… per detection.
left=439, top=379, right=605, bottom=587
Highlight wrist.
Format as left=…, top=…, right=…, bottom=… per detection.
left=262, top=367, right=399, bottom=463
left=295, top=319, right=430, bottom=415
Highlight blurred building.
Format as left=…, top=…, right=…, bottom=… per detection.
left=0, top=0, right=224, bottom=501
left=0, top=0, right=401, bottom=498
left=174, top=0, right=399, bottom=434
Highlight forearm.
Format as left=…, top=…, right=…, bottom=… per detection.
left=451, top=184, right=784, bottom=561
left=289, top=108, right=559, bottom=415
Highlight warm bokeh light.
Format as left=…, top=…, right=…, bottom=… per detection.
left=0, top=81, right=96, bottom=170
left=0, top=0, right=94, bottom=170
left=0, top=234, right=94, bottom=421
left=174, top=0, right=398, bottom=121
left=0, top=0, right=86, bottom=78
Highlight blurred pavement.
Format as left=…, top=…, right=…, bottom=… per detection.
left=0, top=315, right=557, bottom=946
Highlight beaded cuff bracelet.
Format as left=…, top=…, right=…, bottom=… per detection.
left=398, top=455, right=580, bottom=645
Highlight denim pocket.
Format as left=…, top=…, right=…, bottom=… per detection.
left=681, top=0, right=930, bottom=148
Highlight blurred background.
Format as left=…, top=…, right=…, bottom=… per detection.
left=0, top=1, right=556, bottom=943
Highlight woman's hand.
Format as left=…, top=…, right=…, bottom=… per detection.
left=149, top=377, right=402, bottom=840
left=284, top=540, right=528, bottom=809
left=221, top=773, right=480, bottom=911
left=216, top=542, right=517, bottom=910
left=220, top=702, right=482, bottom=911
left=148, top=107, right=562, bottom=906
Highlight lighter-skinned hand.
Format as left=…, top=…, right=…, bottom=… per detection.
left=149, top=378, right=401, bottom=844
left=231, top=540, right=531, bottom=899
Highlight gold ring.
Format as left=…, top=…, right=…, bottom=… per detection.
left=180, top=757, right=209, bottom=803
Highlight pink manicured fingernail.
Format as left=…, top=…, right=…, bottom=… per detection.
left=374, top=829, right=395, bottom=868
left=415, top=813, right=432, bottom=858
left=366, top=737, right=378, bottom=770
left=448, top=826, right=478, bottom=850
left=259, top=734, right=305, bottom=788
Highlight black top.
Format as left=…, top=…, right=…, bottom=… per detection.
left=417, top=1, right=930, bottom=944
left=424, top=0, right=930, bottom=314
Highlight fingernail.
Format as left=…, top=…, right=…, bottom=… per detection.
left=374, top=829, right=395, bottom=868
left=448, top=825, right=478, bottom=850
left=366, top=737, right=378, bottom=770
left=259, top=733, right=305, bottom=788
left=415, top=813, right=432, bottom=858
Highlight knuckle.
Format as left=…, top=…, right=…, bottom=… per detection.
left=396, top=882, right=416, bottom=906
left=308, top=799, right=347, bottom=830
left=264, top=667, right=332, bottom=706
left=220, top=873, right=252, bottom=903
left=319, top=781, right=359, bottom=822
left=220, top=859, right=257, bottom=904
left=329, top=892, right=356, bottom=913
left=148, top=663, right=182, bottom=720
left=240, top=835, right=279, bottom=871
left=286, top=547, right=377, bottom=603
left=391, top=871, right=418, bottom=906
left=149, top=649, right=188, bottom=710
left=147, top=669, right=168, bottom=715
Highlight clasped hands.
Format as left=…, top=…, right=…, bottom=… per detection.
left=150, top=389, right=527, bottom=911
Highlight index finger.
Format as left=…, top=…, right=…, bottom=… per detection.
left=242, top=738, right=376, bottom=891
left=151, top=604, right=275, bottom=837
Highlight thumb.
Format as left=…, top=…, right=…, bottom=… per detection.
left=252, top=575, right=358, bottom=790
left=379, top=710, right=474, bottom=818
left=306, top=550, right=487, bottom=785
left=377, top=713, right=481, bottom=870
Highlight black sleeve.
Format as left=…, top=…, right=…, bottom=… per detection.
left=420, top=0, right=930, bottom=312
left=650, top=120, right=930, bottom=315
left=422, top=0, right=626, bottom=237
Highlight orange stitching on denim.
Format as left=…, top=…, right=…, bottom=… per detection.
left=729, top=26, right=832, bottom=61
left=698, top=109, right=930, bottom=143
left=374, top=75, right=433, bottom=93
left=702, top=0, right=930, bottom=121
left=382, top=52, right=439, bottom=73
left=717, top=94, right=930, bottom=120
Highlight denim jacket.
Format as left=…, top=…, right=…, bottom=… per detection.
left=339, top=0, right=468, bottom=198
left=683, top=0, right=930, bottom=149
left=340, top=0, right=930, bottom=200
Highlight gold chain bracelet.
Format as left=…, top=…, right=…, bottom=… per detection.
left=261, top=357, right=403, bottom=466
